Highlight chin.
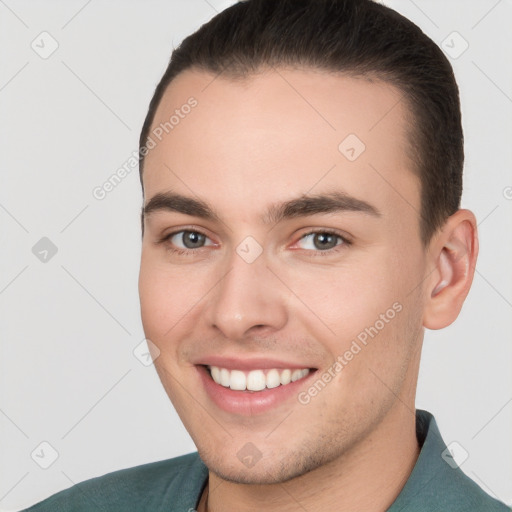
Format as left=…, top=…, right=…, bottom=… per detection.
left=198, top=444, right=340, bottom=485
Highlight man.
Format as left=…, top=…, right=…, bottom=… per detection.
left=24, top=0, right=509, bottom=510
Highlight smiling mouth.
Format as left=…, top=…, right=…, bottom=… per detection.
left=206, top=365, right=314, bottom=392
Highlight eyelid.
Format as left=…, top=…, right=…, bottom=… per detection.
left=157, top=226, right=352, bottom=256
left=290, top=228, right=352, bottom=253
left=171, top=231, right=216, bottom=250
left=156, top=226, right=216, bottom=245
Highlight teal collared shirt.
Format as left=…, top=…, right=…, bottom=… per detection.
left=23, top=410, right=509, bottom=511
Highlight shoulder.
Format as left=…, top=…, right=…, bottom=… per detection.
left=442, top=464, right=510, bottom=511
left=22, top=452, right=208, bottom=512
left=389, top=410, right=510, bottom=512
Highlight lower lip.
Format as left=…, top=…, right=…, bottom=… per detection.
left=197, top=365, right=316, bottom=416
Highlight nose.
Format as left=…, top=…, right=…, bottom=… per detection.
left=204, top=248, right=288, bottom=341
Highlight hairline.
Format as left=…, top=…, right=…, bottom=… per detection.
left=139, top=64, right=420, bottom=177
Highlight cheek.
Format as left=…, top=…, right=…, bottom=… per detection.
left=139, top=263, right=168, bottom=337
left=287, top=250, right=422, bottom=390
left=138, top=252, right=215, bottom=340
left=288, top=255, right=402, bottom=342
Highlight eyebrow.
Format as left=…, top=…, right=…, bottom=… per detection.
left=143, top=190, right=381, bottom=225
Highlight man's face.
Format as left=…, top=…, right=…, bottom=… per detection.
left=139, top=68, right=428, bottom=484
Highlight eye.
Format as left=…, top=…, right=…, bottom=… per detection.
left=295, top=230, right=349, bottom=254
left=161, top=229, right=216, bottom=253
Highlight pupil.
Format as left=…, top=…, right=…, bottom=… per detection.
left=184, top=231, right=204, bottom=248
left=315, top=233, right=336, bottom=250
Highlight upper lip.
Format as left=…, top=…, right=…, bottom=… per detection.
left=193, top=356, right=316, bottom=371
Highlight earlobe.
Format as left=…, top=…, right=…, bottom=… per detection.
left=423, top=210, right=478, bottom=330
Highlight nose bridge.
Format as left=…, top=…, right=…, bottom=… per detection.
left=205, top=246, right=287, bottom=339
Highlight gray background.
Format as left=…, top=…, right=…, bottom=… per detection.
left=1, top=0, right=511, bottom=510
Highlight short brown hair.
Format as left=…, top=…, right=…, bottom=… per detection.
left=139, top=0, right=463, bottom=245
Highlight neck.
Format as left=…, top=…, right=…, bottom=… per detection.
left=206, top=404, right=420, bottom=512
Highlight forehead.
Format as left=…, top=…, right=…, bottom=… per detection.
left=142, top=67, right=419, bottom=224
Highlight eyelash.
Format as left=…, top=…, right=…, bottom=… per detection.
left=157, top=227, right=352, bottom=258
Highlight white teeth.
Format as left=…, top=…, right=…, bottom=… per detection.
left=210, top=366, right=220, bottom=383
left=246, top=370, right=266, bottom=391
left=229, top=370, right=246, bottom=391
left=208, top=366, right=310, bottom=391
left=220, top=368, right=230, bottom=387
left=266, top=369, right=281, bottom=389
left=291, top=369, right=303, bottom=382
left=280, top=369, right=291, bottom=385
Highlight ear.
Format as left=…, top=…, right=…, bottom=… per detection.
left=422, top=209, right=479, bottom=330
